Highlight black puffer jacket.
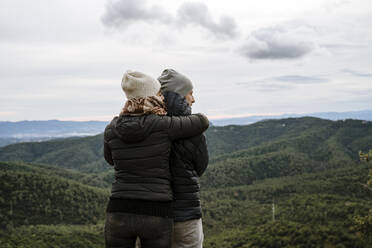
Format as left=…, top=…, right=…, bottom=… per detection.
left=104, top=112, right=209, bottom=217
left=163, top=91, right=209, bottom=222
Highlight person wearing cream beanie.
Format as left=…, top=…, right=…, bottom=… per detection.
left=120, top=70, right=166, bottom=116
left=104, top=69, right=209, bottom=248
left=121, top=70, right=161, bottom=100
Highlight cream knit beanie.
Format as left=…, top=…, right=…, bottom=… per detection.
left=121, top=70, right=161, bottom=100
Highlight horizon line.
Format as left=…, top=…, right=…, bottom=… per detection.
left=1, top=109, right=371, bottom=122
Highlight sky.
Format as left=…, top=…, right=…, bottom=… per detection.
left=0, top=0, right=371, bottom=121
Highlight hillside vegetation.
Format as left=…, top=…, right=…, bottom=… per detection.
left=0, top=135, right=107, bottom=172
left=0, top=223, right=105, bottom=248
left=0, top=161, right=113, bottom=188
left=1, top=117, right=372, bottom=179
left=202, top=164, right=372, bottom=247
left=201, top=118, right=372, bottom=188
left=0, top=162, right=109, bottom=229
left=1, top=117, right=372, bottom=247
left=1, top=162, right=371, bottom=247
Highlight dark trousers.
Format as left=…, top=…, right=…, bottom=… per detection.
left=105, top=212, right=173, bottom=248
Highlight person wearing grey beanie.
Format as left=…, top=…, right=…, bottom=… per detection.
left=158, top=69, right=208, bottom=248
left=158, top=69, right=195, bottom=106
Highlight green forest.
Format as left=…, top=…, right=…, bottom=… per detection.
left=0, top=117, right=371, bottom=247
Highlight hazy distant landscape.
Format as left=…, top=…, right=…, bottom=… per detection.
left=211, top=109, right=372, bottom=126
left=1, top=116, right=371, bottom=247
left=1, top=109, right=371, bottom=147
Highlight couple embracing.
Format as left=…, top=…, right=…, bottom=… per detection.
left=103, top=69, right=209, bottom=248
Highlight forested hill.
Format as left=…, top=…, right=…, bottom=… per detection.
left=206, top=117, right=372, bottom=157
left=1, top=160, right=371, bottom=247
left=0, top=161, right=109, bottom=229
left=1, top=117, right=372, bottom=247
left=0, top=134, right=107, bottom=173
left=202, top=117, right=372, bottom=188
left=1, top=117, right=371, bottom=181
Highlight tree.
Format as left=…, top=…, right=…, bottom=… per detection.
left=354, top=150, right=372, bottom=241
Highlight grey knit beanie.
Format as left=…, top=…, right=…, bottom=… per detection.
left=157, top=69, right=193, bottom=97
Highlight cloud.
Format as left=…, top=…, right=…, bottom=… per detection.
left=342, top=69, right=372, bottom=77
left=235, top=80, right=294, bottom=92
left=235, top=74, right=328, bottom=92
left=255, top=83, right=294, bottom=92
left=177, top=2, right=238, bottom=38
left=101, top=0, right=172, bottom=28
left=342, top=88, right=372, bottom=96
left=101, top=0, right=238, bottom=39
left=238, top=25, right=315, bottom=60
left=274, top=75, right=329, bottom=84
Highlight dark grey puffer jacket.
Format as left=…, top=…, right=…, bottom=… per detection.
left=163, top=91, right=209, bottom=222
left=103, top=112, right=209, bottom=217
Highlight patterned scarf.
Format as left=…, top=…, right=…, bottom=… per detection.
left=121, top=95, right=167, bottom=116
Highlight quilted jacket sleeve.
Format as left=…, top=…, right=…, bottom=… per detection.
left=192, top=134, right=209, bottom=176
left=103, top=125, right=114, bottom=166
left=166, top=113, right=209, bottom=141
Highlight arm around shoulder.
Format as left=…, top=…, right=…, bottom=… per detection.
left=167, top=113, right=209, bottom=141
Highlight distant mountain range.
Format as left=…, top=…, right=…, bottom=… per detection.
left=0, top=120, right=108, bottom=138
left=0, top=110, right=371, bottom=147
left=0, top=120, right=108, bottom=147
left=211, top=109, right=372, bottom=126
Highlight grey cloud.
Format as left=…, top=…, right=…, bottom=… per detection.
left=177, top=2, right=238, bottom=38
left=101, top=0, right=238, bottom=39
left=342, top=69, right=372, bottom=77
left=341, top=89, right=372, bottom=96
left=235, top=74, right=328, bottom=92
left=101, top=0, right=172, bottom=28
left=321, top=43, right=372, bottom=50
left=254, top=83, right=293, bottom=92
left=274, top=75, right=329, bottom=84
left=239, top=26, right=314, bottom=60
left=235, top=80, right=294, bottom=92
